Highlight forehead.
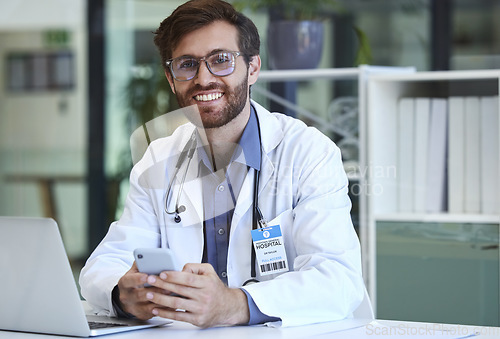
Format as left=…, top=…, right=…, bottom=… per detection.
left=172, top=21, right=239, bottom=58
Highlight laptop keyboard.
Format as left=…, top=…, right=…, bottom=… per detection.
left=88, top=321, right=130, bottom=329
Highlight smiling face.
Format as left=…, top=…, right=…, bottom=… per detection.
left=165, top=20, right=260, bottom=130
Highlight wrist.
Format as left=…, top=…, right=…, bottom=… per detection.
left=111, top=285, right=135, bottom=319
left=226, top=288, right=250, bottom=325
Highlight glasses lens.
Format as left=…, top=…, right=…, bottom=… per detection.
left=169, top=51, right=238, bottom=81
left=207, top=52, right=236, bottom=77
left=172, top=57, right=199, bottom=81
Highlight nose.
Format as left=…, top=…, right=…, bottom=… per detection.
left=193, top=60, right=216, bottom=86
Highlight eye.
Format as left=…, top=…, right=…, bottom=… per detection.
left=177, top=58, right=198, bottom=70
left=211, top=53, right=231, bottom=65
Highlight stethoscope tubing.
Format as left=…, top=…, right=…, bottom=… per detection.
left=164, top=132, right=197, bottom=221
left=250, top=168, right=261, bottom=280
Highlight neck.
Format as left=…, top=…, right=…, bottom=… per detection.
left=199, top=101, right=251, bottom=171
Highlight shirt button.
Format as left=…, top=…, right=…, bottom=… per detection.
left=221, top=271, right=227, bottom=278
left=217, top=185, right=225, bottom=192
left=218, top=228, right=225, bottom=235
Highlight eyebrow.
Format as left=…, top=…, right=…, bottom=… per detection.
left=175, top=49, right=230, bottom=59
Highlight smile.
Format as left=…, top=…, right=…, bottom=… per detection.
left=194, top=92, right=223, bottom=102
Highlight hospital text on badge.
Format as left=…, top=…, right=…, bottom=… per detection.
left=251, top=225, right=289, bottom=276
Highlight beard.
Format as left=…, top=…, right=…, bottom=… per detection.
left=173, top=74, right=249, bottom=129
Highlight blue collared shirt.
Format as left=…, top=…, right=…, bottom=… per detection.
left=198, top=106, right=261, bottom=282
left=198, top=106, right=279, bottom=324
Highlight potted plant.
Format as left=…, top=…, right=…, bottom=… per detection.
left=109, top=63, right=179, bottom=220
left=232, top=0, right=343, bottom=69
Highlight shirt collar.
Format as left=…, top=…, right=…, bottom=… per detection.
left=235, top=104, right=261, bottom=171
left=197, top=105, right=261, bottom=173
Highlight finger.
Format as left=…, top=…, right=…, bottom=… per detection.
left=119, top=272, right=148, bottom=289
left=119, top=262, right=148, bottom=289
left=181, top=263, right=215, bottom=275
left=119, top=286, right=171, bottom=319
left=127, top=301, right=176, bottom=321
left=160, top=270, right=208, bottom=289
left=135, top=285, right=168, bottom=300
left=144, top=275, right=192, bottom=298
left=147, top=274, right=199, bottom=299
left=146, top=292, right=196, bottom=313
left=126, top=302, right=155, bottom=320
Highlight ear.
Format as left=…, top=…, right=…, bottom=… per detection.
left=247, top=55, right=261, bottom=86
left=165, top=70, right=176, bottom=94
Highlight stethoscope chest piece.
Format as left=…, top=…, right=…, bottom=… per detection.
left=173, top=205, right=186, bottom=223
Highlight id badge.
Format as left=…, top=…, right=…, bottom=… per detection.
left=251, top=225, right=289, bottom=276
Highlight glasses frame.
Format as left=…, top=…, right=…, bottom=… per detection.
left=166, top=50, right=242, bottom=82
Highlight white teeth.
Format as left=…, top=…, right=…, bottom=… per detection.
left=195, top=93, right=223, bottom=102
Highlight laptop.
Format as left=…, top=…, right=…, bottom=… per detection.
left=0, top=216, right=171, bottom=337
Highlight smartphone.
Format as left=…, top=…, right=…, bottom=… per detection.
left=134, top=248, right=185, bottom=296
left=133, top=248, right=180, bottom=275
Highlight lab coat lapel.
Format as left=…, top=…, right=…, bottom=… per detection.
left=231, top=155, right=274, bottom=226
left=233, top=153, right=274, bottom=221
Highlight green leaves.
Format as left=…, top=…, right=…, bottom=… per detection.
left=353, top=26, right=373, bottom=66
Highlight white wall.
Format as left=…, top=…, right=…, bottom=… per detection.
left=0, top=0, right=84, bottom=30
left=0, top=0, right=87, bottom=258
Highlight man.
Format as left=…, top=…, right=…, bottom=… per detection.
left=80, top=0, right=364, bottom=328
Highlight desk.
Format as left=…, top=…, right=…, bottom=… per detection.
left=1, top=319, right=499, bottom=338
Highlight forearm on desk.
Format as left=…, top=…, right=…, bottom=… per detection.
left=112, top=284, right=279, bottom=325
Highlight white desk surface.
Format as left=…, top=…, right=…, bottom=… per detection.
left=1, top=318, right=499, bottom=338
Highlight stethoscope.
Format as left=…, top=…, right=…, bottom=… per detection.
left=163, top=129, right=266, bottom=285
left=163, top=131, right=197, bottom=223
left=245, top=168, right=267, bottom=285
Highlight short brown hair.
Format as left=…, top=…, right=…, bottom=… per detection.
left=153, top=0, right=260, bottom=71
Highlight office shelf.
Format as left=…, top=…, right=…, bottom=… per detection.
left=366, top=70, right=500, bottom=326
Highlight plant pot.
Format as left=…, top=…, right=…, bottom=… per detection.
left=267, top=20, right=324, bottom=70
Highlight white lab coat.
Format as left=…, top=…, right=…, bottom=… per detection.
left=79, top=101, right=364, bottom=327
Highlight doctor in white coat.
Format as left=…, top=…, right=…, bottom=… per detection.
left=80, top=0, right=364, bottom=328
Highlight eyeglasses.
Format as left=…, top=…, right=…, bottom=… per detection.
left=166, top=50, right=241, bottom=81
